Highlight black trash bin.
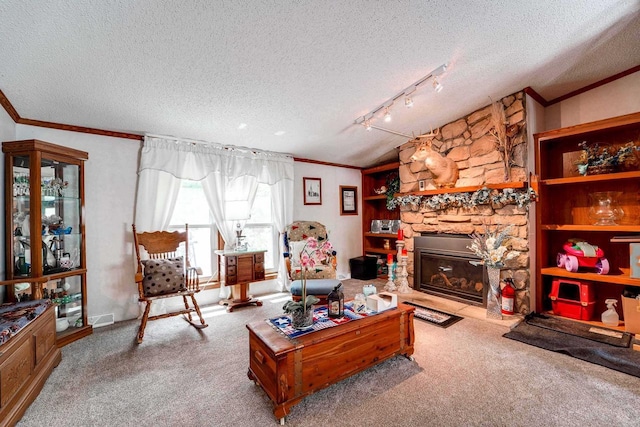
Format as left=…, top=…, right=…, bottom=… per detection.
left=349, top=256, right=378, bottom=280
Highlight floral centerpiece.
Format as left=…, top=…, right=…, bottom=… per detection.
left=468, top=224, right=519, bottom=268
left=283, top=237, right=334, bottom=328
left=467, top=224, right=519, bottom=319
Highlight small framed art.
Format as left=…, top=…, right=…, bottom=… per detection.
left=303, top=177, right=322, bottom=205
left=340, top=185, right=358, bottom=215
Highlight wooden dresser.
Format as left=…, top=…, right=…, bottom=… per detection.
left=216, top=249, right=266, bottom=311
left=0, top=304, right=61, bottom=427
left=246, top=303, right=415, bottom=424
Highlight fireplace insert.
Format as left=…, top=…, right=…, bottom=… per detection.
left=414, top=233, right=487, bottom=306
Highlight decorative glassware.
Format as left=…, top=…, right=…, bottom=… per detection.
left=353, top=293, right=367, bottom=313
left=291, top=307, right=314, bottom=329
left=588, top=191, right=624, bottom=226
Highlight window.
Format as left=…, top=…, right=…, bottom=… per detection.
left=168, top=180, right=218, bottom=278
left=244, top=183, right=278, bottom=272
left=168, top=181, right=279, bottom=277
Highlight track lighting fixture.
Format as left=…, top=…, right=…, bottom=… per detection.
left=404, top=95, right=413, bottom=108
left=383, top=107, right=392, bottom=122
left=353, top=63, right=448, bottom=130
left=433, top=77, right=443, bottom=93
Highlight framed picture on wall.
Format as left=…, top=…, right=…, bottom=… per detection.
left=303, top=177, right=322, bottom=205
left=340, top=185, right=358, bottom=215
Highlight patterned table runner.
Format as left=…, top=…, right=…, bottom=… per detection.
left=267, top=302, right=381, bottom=339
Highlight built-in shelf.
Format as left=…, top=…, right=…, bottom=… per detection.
left=541, top=170, right=640, bottom=185
left=540, top=225, right=640, bottom=232
left=542, top=311, right=627, bottom=332
left=398, top=181, right=527, bottom=197
left=364, top=247, right=397, bottom=255
left=540, top=266, right=640, bottom=286
left=362, top=162, right=400, bottom=279
left=363, top=232, right=397, bottom=238
left=534, top=112, right=640, bottom=321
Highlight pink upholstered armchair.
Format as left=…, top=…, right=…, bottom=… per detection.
left=284, top=221, right=337, bottom=281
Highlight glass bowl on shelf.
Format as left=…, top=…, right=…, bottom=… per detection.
left=588, top=191, right=624, bottom=226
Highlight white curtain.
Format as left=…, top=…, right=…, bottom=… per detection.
left=135, top=135, right=294, bottom=296
left=271, top=176, right=294, bottom=291
left=134, top=168, right=181, bottom=232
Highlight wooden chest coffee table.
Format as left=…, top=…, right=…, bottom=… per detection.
left=246, top=303, right=415, bottom=424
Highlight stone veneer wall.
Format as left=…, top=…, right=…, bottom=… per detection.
left=398, top=91, right=531, bottom=313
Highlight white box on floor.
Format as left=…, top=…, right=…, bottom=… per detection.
left=366, top=292, right=397, bottom=312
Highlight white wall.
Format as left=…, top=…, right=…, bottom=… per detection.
left=293, top=161, right=362, bottom=279
left=545, top=70, right=640, bottom=130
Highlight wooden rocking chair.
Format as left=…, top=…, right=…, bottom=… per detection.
left=133, top=224, right=208, bottom=343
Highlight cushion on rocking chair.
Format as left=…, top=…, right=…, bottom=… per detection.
left=142, top=257, right=186, bottom=296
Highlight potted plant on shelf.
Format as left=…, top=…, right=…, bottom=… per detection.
left=385, top=173, right=400, bottom=210
left=283, top=236, right=333, bottom=329
left=576, top=141, right=640, bottom=175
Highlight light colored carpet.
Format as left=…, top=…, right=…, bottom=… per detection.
left=17, top=279, right=640, bottom=426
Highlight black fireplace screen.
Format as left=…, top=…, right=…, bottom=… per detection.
left=414, top=234, right=487, bottom=306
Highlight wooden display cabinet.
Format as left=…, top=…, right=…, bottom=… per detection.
left=361, top=162, right=400, bottom=276
left=3, top=139, right=91, bottom=346
left=534, top=112, right=640, bottom=330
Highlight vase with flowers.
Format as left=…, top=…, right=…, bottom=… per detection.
left=283, top=237, right=334, bottom=329
left=468, top=224, right=520, bottom=319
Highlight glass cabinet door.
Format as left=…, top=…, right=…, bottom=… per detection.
left=41, top=158, right=82, bottom=275
left=11, top=155, right=31, bottom=277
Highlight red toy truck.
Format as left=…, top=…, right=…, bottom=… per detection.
left=556, top=240, right=609, bottom=275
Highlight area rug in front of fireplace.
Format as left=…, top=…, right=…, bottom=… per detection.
left=503, top=314, right=640, bottom=378
left=402, top=302, right=463, bottom=328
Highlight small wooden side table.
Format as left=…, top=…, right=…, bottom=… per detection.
left=216, top=249, right=266, bottom=312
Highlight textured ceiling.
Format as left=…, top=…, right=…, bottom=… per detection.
left=0, top=1, right=639, bottom=167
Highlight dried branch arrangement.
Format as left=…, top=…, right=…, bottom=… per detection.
left=489, top=100, right=513, bottom=181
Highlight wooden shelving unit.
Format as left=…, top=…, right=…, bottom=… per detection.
left=534, top=112, right=640, bottom=329
left=361, top=162, right=400, bottom=278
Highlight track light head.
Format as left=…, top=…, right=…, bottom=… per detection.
left=433, top=77, right=443, bottom=93
left=404, top=95, right=413, bottom=108
left=384, top=107, right=392, bottom=122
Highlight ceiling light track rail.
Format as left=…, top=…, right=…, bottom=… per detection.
left=354, top=63, right=448, bottom=126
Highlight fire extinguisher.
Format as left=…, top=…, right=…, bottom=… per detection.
left=501, top=278, right=516, bottom=315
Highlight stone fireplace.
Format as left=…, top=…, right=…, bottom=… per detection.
left=397, top=91, right=531, bottom=314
